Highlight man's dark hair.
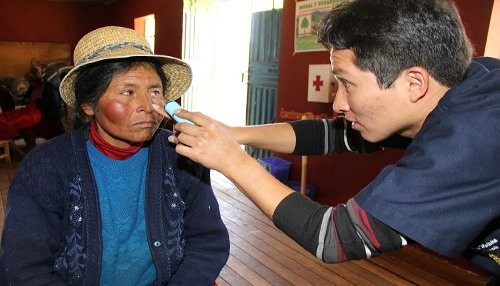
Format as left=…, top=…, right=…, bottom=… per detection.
left=317, top=0, right=473, bottom=88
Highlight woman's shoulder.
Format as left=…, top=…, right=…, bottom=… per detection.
left=27, top=133, right=71, bottom=155
left=23, top=129, right=85, bottom=164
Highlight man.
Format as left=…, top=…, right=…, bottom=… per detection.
left=154, top=0, right=500, bottom=279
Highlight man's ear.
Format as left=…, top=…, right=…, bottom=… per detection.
left=82, top=104, right=94, bottom=116
left=406, top=66, right=429, bottom=103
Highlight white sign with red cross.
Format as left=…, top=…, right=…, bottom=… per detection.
left=307, top=64, right=334, bottom=103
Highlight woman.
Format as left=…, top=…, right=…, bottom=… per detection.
left=0, top=26, right=229, bottom=285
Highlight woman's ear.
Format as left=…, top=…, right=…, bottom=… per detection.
left=82, top=104, right=94, bottom=116
left=406, top=66, right=429, bottom=103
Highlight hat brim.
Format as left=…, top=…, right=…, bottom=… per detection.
left=59, top=54, right=192, bottom=108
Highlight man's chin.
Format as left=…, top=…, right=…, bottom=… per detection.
left=359, top=131, right=385, bottom=143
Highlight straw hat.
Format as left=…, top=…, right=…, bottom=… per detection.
left=59, top=26, right=192, bottom=107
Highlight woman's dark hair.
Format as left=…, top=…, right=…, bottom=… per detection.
left=65, top=57, right=169, bottom=129
left=317, top=0, right=473, bottom=88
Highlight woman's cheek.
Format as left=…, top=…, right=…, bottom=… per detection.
left=153, top=113, right=164, bottom=125
left=101, top=101, right=130, bottom=123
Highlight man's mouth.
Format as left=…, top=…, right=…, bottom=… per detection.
left=351, top=121, right=358, bottom=129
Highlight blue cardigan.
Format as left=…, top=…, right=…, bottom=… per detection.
left=0, top=125, right=230, bottom=285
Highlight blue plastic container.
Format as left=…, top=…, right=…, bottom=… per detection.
left=287, top=180, right=316, bottom=198
left=258, top=157, right=291, bottom=183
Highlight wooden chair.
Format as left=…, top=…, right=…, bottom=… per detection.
left=0, top=140, right=11, bottom=164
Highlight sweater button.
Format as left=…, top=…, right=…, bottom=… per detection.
left=154, top=241, right=161, bottom=247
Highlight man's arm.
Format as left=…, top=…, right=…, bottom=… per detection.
left=230, top=122, right=297, bottom=154
left=291, top=117, right=410, bottom=155
left=273, top=193, right=406, bottom=263
left=230, top=117, right=401, bottom=157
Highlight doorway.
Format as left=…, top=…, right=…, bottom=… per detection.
left=181, top=0, right=283, bottom=130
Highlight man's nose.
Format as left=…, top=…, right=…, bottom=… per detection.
left=332, top=86, right=349, bottom=114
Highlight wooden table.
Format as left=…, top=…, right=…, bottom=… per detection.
left=212, top=171, right=495, bottom=285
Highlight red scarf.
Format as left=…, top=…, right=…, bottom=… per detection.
left=90, top=120, right=143, bottom=160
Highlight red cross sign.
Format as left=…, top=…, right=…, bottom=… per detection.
left=312, top=75, right=323, bottom=91
left=308, top=64, right=333, bottom=103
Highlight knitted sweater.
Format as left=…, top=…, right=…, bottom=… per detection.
left=88, top=144, right=156, bottom=285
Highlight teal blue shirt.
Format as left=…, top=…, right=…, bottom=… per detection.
left=87, top=141, right=156, bottom=286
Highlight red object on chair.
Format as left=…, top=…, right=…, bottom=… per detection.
left=0, top=103, right=41, bottom=131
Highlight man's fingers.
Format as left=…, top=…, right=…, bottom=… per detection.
left=152, top=102, right=170, bottom=118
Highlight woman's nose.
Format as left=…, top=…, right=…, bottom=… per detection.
left=137, top=92, right=154, bottom=112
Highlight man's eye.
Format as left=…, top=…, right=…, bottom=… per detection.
left=332, top=74, right=350, bottom=89
left=340, top=79, right=351, bottom=88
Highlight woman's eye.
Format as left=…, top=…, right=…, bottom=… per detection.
left=150, top=90, right=162, bottom=98
left=121, top=90, right=133, bottom=96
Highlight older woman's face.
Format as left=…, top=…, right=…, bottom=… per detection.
left=84, top=64, right=165, bottom=148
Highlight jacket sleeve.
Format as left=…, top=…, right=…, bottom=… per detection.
left=290, top=117, right=410, bottom=155
left=272, top=192, right=406, bottom=263
left=168, top=164, right=230, bottom=285
left=0, top=153, right=67, bottom=285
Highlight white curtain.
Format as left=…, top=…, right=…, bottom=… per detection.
left=181, top=0, right=253, bottom=126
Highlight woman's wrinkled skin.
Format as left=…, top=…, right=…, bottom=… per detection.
left=83, top=64, right=165, bottom=148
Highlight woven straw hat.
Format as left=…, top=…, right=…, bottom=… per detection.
left=59, top=26, right=192, bottom=107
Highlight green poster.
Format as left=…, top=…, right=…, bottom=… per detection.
left=294, top=0, right=347, bottom=53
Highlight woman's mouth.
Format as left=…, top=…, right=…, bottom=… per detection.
left=135, top=121, right=156, bottom=128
